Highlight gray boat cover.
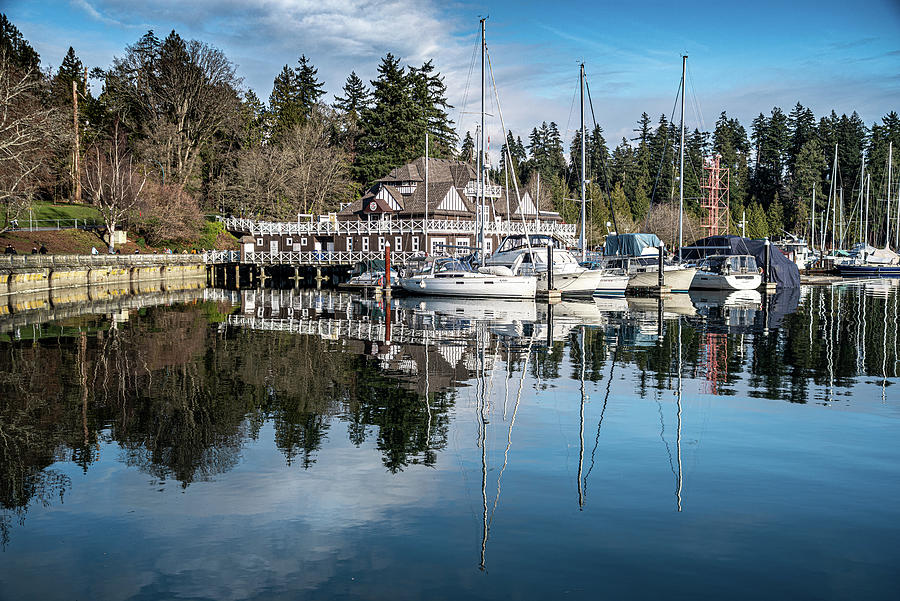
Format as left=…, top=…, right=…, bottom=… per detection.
left=603, top=233, right=663, bottom=256
left=681, top=235, right=800, bottom=288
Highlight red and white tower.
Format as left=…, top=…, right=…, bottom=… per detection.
left=700, top=154, right=730, bottom=236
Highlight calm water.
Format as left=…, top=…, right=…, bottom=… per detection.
left=1, top=282, right=899, bottom=600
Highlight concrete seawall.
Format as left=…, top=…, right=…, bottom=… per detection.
left=0, top=255, right=208, bottom=296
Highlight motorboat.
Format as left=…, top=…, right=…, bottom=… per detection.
left=398, top=255, right=537, bottom=299
left=340, top=261, right=400, bottom=290
left=484, top=233, right=627, bottom=296
left=691, top=255, right=763, bottom=290
left=600, top=233, right=697, bottom=293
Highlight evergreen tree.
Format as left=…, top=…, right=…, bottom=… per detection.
left=460, top=131, right=474, bottom=162
left=333, top=71, right=369, bottom=121
left=788, top=102, right=816, bottom=173
left=354, top=53, right=419, bottom=185
left=713, top=111, right=750, bottom=208
left=790, top=138, right=826, bottom=234
left=409, top=60, right=456, bottom=157
left=0, top=13, right=40, bottom=72
left=269, top=64, right=301, bottom=138
left=767, top=193, right=785, bottom=237
left=51, top=47, right=86, bottom=106
left=296, top=54, right=325, bottom=113
left=746, top=201, right=768, bottom=238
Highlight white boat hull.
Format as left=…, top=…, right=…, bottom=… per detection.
left=627, top=267, right=697, bottom=292
left=536, top=269, right=627, bottom=296
left=398, top=274, right=537, bottom=298
left=691, top=271, right=763, bottom=291
left=592, top=273, right=631, bottom=296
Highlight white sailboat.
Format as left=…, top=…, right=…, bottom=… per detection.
left=398, top=19, right=537, bottom=299
left=484, top=233, right=628, bottom=296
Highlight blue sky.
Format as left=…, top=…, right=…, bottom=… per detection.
left=6, top=0, right=900, bottom=153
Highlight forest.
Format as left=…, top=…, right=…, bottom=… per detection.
left=1, top=13, right=898, bottom=248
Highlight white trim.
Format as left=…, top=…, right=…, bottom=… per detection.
left=394, top=236, right=402, bottom=251
left=362, top=237, right=369, bottom=251
left=376, top=186, right=402, bottom=211
left=438, top=186, right=466, bottom=212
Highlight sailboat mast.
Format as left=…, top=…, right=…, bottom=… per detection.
left=865, top=173, right=870, bottom=247
left=580, top=63, right=587, bottom=262
left=811, top=182, right=816, bottom=250
left=839, top=187, right=844, bottom=250
left=857, top=153, right=865, bottom=245
left=678, top=55, right=686, bottom=263
left=884, top=142, right=894, bottom=248
left=830, top=143, right=838, bottom=250
left=479, top=17, right=486, bottom=265
left=425, top=131, right=429, bottom=253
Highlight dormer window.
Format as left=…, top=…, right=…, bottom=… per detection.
left=397, top=181, right=417, bottom=194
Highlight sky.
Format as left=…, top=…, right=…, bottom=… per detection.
left=5, top=0, right=900, bottom=155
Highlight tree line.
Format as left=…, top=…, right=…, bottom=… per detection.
left=488, top=106, right=900, bottom=247
left=1, top=12, right=898, bottom=248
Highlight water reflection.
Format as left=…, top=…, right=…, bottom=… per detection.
left=1, top=281, right=899, bottom=599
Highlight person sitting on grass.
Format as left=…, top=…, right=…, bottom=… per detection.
left=4, top=243, right=15, bottom=254
left=39, top=243, right=48, bottom=254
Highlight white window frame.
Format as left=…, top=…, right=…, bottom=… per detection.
left=256, top=238, right=263, bottom=246
left=300, top=237, right=307, bottom=247
left=362, top=237, right=369, bottom=251
left=347, top=238, right=353, bottom=251
left=412, top=236, right=420, bottom=251
left=378, top=236, right=385, bottom=251
left=286, top=237, right=293, bottom=246
left=394, top=236, right=402, bottom=251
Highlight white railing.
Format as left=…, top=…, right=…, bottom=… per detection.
left=462, top=182, right=502, bottom=198
left=0, top=254, right=206, bottom=268
left=227, top=315, right=478, bottom=346
left=223, top=216, right=577, bottom=241
left=242, top=250, right=421, bottom=265
left=202, top=250, right=241, bottom=264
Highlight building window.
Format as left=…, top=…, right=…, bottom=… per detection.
left=256, top=238, right=263, bottom=246
left=485, top=238, right=493, bottom=254
left=300, top=237, right=307, bottom=247
left=347, top=238, right=353, bottom=251
left=286, top=238, right=293, bottom=246
left=378, top=237, right=385, bottom=251
left=362, top=237, right=369, bottom=251
left=412, top=236, right=420, bottom=251
left=394, top=236, right=402, bottom=251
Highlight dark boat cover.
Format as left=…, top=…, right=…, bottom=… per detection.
left=681, top=235, right=800, bottom=288
left=603, top=233, right=663, bottom=256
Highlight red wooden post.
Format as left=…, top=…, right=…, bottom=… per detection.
left=384, top=242, right=391, bottom=291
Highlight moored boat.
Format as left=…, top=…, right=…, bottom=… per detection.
left=691, top=255, right=763, bottom=290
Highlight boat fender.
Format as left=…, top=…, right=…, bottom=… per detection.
left=419, top=280, right=426, bottom=288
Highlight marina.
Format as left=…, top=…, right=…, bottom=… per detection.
left=0, top=280, right=898, bottom=600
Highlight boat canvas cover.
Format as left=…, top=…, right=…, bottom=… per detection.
left=681, top=235, right=800, bottom=288
left=603, top=233, right=662, bottom=256
left=854, top=245, right=900, bottom=265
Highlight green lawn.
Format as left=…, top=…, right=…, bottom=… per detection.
left=29, top=201, right=102, bottom=223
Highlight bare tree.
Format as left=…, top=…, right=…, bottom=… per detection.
left=645, top=202, right=702, bottom=250
left=0, top=51, right=63, bottom=232
left=83, top=121, right=147, bottom=250
left=226, top=107, right=351, bottom=219
left=105, top=33, right=242, bottom=189
left=134, top=179, right=201, bottom=244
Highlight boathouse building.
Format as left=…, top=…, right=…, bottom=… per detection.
left=226, top=157, right=576, bottom=266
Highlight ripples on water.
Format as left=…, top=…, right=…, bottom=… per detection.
left=1, top=281, right=899, bottom=600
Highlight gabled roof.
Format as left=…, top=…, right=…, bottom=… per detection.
left=377, top=157, right=476, bottom=187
